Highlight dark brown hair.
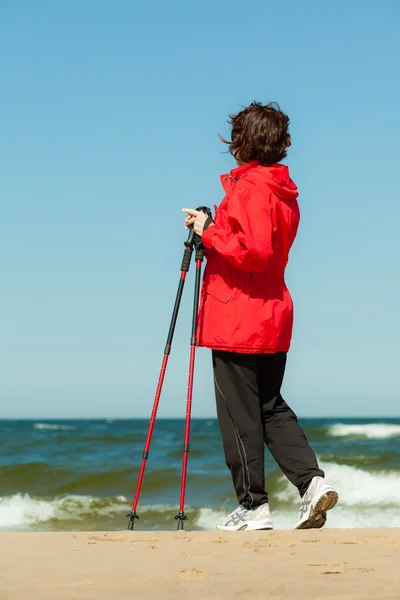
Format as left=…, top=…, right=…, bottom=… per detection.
left=220, top=101, right=291, bottom=166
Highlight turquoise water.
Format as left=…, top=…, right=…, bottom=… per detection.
left=1, top=418, right=399, bottom=531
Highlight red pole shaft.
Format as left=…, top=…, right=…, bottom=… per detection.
left=178, top=343, right=196, bottom=513
left=132, top=352, right=169, bottom=511
left=176, top=258, right=202, bottom=529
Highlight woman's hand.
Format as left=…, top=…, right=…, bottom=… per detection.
left=182, top=208, right=210, bottom=236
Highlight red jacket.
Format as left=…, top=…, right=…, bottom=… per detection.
left=197, top=161, right=300, bottom=354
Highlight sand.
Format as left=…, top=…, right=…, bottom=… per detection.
left=0, top=529, right=399, bottom=599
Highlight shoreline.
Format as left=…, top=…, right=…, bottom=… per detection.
left=1, top=528, right=399, bottom=599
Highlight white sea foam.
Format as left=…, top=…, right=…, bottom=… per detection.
left=195, top=507, right=227, bottom=530
left=275, top=460, right=400, bottom=507
left=2, top=475, right=400, bottom=531
left=0, top=494, right=56, bottom=529
left=33, top=423, right=76, bottom=431
left=0, top=494, right=128, bottom=529
left=328, top=423, right=400, bottom=439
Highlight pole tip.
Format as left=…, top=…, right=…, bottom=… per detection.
left=126, top=511, right=139, bottom=530
left=174, top=512, right=188, bottom=530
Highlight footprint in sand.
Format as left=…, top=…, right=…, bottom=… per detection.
left=242, top=540, right=294, bottom=550
left=345, top=568, right=375, bottom=573
left=322, top=571, right=342, bottom=575
left=300, top=563, right=343, bottom=567
left=88, top=536, right=128, bottom=543
left=181, top=552, right=222, bottom=559
left=178, top=568, right=210, bottom=581
left=87, top=535, right=160, bottom=543
left=315, top=567, right=374, bottom=575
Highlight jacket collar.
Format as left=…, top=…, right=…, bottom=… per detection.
left=220, top=160, right=258, bottom=186
left=229, top=160, right=258, bottom=178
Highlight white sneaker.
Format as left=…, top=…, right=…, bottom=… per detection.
left=216, top=503, right=273, bottom=532
left=294, top=476, right=338, bottom=529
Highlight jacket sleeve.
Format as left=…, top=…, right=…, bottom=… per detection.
left=201, top=186, right=274, bottom=272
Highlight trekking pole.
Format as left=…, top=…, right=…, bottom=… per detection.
left=126, top=226, right=196, bottom=530
left=175, top=206, right=212, bottom=530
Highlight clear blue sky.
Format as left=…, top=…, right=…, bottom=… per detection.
left=1, top=0, right=399, bottom=419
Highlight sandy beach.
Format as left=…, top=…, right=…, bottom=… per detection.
left=1, top=529, right=399, bottom=600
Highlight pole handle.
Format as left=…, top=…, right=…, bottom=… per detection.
left=193, top=206, right=212, bottom=261
left=184, top=226, right=196, bottom=250
left=182, top=206, right=212, bottom=265
left=181, top=246, right=193, bottom=272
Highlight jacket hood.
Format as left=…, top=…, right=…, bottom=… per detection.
left=262, top=164, right=298, bottom=201
left=226, top=161, right=298, bottom=202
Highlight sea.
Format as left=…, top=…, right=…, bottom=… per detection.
left=0, top=418, right=399, bottom=532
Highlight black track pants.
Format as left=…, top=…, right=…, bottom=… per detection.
left=212, top=350, right=324, bottom=509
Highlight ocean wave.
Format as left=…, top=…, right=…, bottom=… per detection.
left=0, top=494, right=56, bottom=528
left=195, top=507, right=227, bottom=529
left=328, top=423, right=400, bottom=439
left=0, top=494, right=203, bottom=531
left=275, top=460, right=400, bottom=507
left=319, top=452, right=400, bottom=468
left=2, top=492, right=400, bottom=532
left=0, top=494, right=128, bottom=529
left=34, top=423, right=77, bottom=431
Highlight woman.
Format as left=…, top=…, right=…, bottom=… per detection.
left=182, top=101, right=338, bottom=531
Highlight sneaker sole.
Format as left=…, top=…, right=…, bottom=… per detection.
left=314, top=490, right=339, bottom=514
left=295, top=490, right=339, bottom=530
left=295, top=510, right=327, bottom=530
